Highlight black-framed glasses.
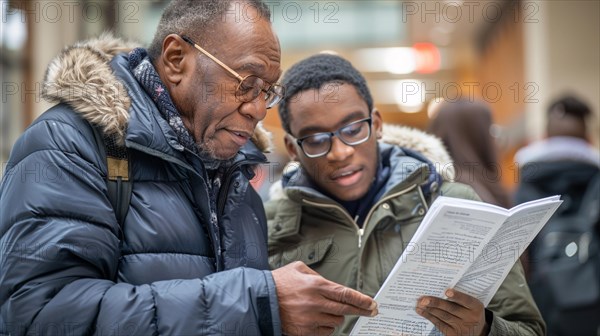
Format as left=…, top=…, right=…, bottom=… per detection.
left=293, top=118, right=372, bottom=158
left=181, top=35, right=285, bottom=109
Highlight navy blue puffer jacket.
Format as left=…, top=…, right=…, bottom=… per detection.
left=0, top=35, right=280, bottom=335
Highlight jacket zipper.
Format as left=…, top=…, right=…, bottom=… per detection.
left=361, top=184, right=420, bottom=230
left=218, top=158, right=265, bottom=216
left=301, top=199, right=363, bottom=246
left=301, top=184, right=421, bottom=249
left=217, top=161, right=244, bottom=216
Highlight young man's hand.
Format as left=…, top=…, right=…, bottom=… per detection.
left=272, top=261, right=378, bottom=336
left=416, top=289, right=489, bottom=336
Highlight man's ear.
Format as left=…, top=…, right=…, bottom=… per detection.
left=284, top=134, right=299, bottom=161
left=372, top=108, right=384, bottom=139
left=159, top=34, right=189, bottom=86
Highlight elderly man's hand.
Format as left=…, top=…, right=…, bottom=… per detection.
left=416, top=289, right=489, bottom=336
left=272, top=261, right=378, bottom=336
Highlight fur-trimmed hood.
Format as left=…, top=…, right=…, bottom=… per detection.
left=268, top=124, right=455, bottom=200
left=380, top=123, right=455, bottom=180
left=42, top=33, right=272, bottom=152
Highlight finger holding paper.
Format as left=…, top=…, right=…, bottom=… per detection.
left=416, top=289, right=489, bottom=336
left=272, top=261, right=379, bottom=335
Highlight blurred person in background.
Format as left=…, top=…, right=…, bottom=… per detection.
left=0, top=1, right=378, bottom=335
left=427, top=99, right=512, bottom=209
left=514, top=95, right=600, bottom=168
left=266, top=53, right=545, bottom=335
left=514, top=95, right=600, bottom=336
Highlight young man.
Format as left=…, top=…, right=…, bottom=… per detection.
left=0, top=2, right=376, bottom=335
left=266, top=54, right=545, bottom=335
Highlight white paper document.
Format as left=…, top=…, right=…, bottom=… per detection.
left=351, top=195, right=562, bottom=336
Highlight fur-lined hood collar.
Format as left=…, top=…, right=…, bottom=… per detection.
left=380, top=123, right=455, bottom=180
left=42, top=33, right=272, bottom=152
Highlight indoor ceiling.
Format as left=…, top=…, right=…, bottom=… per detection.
left=263, top=0, right=505, bottom=148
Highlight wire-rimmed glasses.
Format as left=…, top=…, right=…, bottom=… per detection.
left=181, top=34, right=284, bottom=109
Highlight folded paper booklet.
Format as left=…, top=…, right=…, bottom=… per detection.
left=351, top=195, right=562, bottom=336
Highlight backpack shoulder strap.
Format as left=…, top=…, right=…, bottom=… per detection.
left=90, top=124, right=132, bottom=236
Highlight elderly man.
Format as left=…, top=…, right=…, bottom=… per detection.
left=0, top=1, right=376, bottom=335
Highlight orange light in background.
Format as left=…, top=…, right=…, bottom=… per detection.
left=413, top=42, right=441, bottom=74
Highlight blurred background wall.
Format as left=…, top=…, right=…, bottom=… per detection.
left=1, top=0, right=599, bottom=192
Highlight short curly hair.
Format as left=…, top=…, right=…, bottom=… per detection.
left=278, top=54, right=374, bottom=134
left=148, top=0, right=271, bottom=61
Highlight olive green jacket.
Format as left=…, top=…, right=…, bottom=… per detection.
left=266, top=125, right=545, bottom=335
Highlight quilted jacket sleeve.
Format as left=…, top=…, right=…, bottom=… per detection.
left=0, top=116, right=280, bottom=336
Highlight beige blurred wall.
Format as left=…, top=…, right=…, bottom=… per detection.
left=30, top=2, right=82, bottom=121
left=524, top=0, right=600, bottom=146
left=28, top=1, right=152, bottom=121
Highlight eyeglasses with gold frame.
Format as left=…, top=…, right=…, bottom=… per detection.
left=181, top=35, right=284, bottom=109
